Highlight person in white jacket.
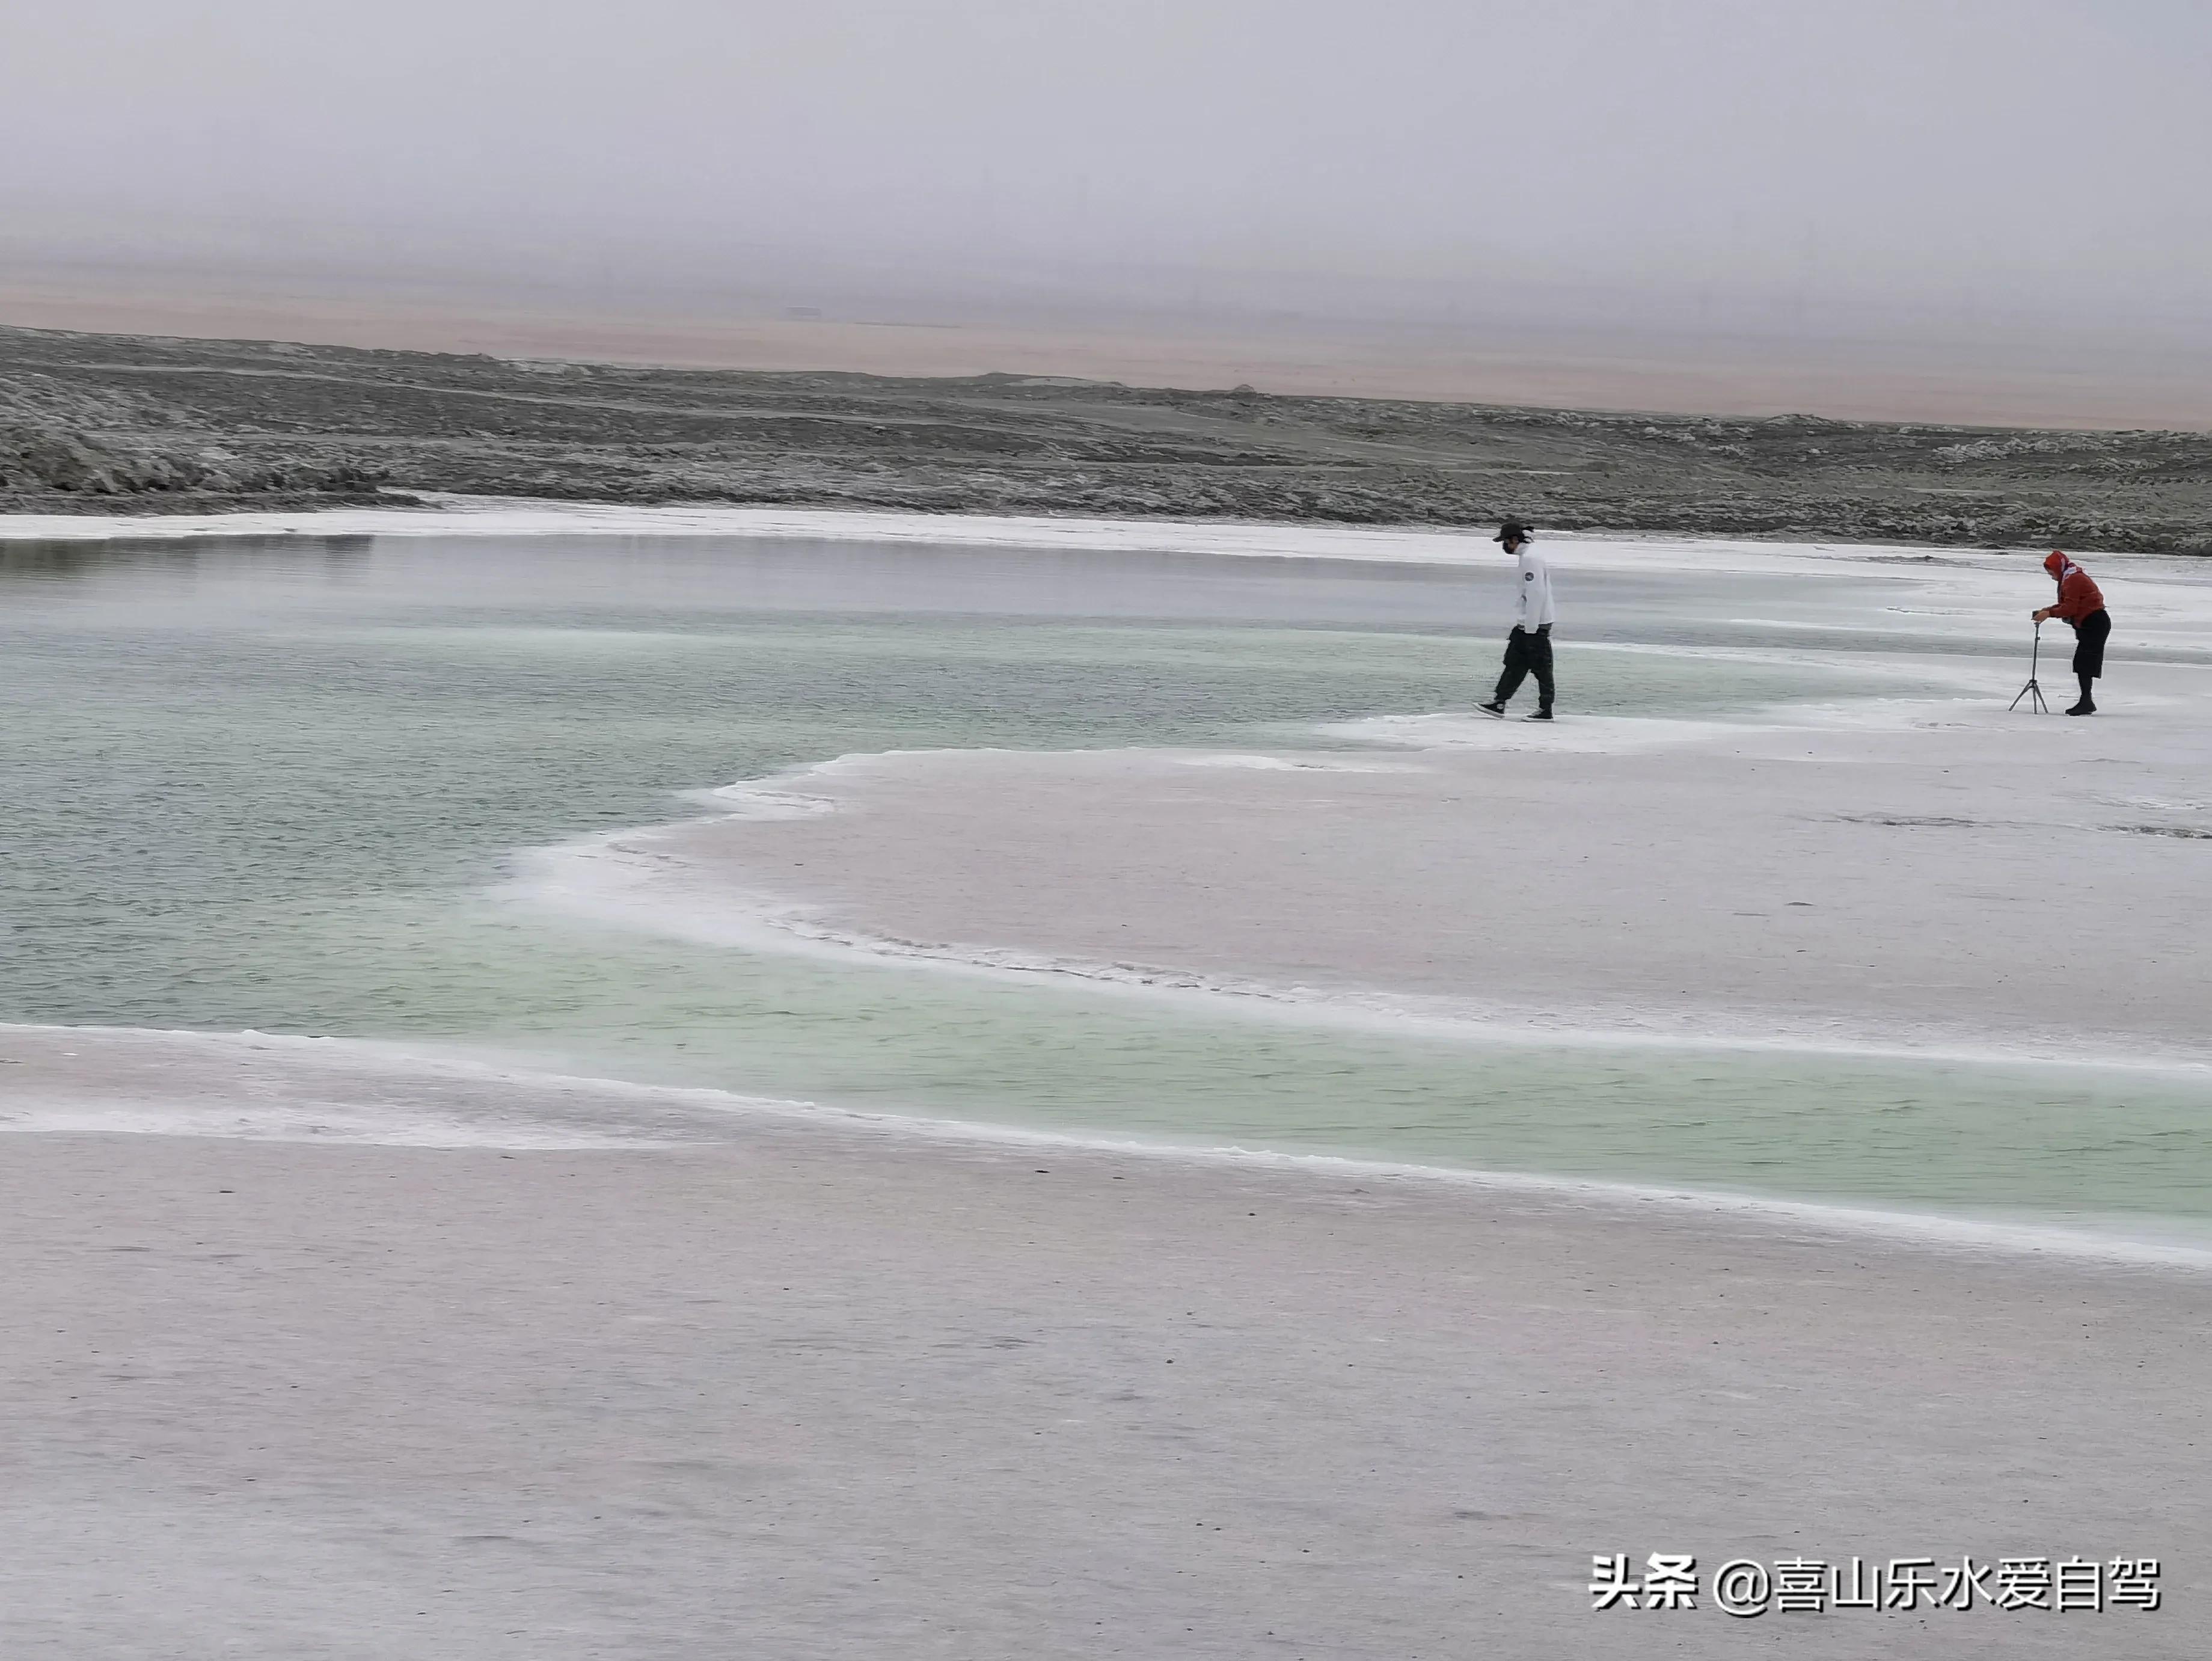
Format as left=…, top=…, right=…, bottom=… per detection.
left=1480, top=520, right=1556, bottom=720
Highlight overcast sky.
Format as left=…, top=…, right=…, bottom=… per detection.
left=5, top=1, right=2208, bottom=339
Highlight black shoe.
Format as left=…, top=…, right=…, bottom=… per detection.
left=1478, top=701, right=1507, bottom=718
left=2065, top=701, right=2095, bottom=716
left=1525, top=709, right=1554, bottom=722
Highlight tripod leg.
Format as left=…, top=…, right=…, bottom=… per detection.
left=2012, top=627, right=2047, bottom=713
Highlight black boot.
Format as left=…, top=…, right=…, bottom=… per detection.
left=2067, top=675, right=2096, bottom=716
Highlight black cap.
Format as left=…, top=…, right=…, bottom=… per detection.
left=1494, top=520, right=1531, bottom=543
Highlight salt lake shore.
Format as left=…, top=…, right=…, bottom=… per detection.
left=4, top=1025, right=2208, bottom=1660
left=7, top=321, right=2212, bottom=554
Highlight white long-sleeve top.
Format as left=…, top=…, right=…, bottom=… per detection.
left=1515, top=544, right=1557, bottom=629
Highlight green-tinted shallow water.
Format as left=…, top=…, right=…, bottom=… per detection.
left=5, top=530, right=2208, bottom=1236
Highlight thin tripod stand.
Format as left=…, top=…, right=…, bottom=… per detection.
left=2010, top=622, right=2050, bottom=713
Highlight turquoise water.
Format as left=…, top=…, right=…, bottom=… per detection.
left=5, top=530, right=2208, bottom=1233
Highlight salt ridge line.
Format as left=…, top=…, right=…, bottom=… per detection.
left=504, top=746, right=2212, bottom=1079
left=0, top=1104, right=668, bottom=1152
left=0, top=494, right=2150, bottom=577
left=1572, top=642, right=2013, bottom=679
left=1323, top=689, right=2083, bottom=752
left=6, top=1021, right=2210, bottom=1273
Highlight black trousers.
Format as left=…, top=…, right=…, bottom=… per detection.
left=2071, top=608, right=2111, bottom=679
left=1494, top=624, right=1554, bottom=710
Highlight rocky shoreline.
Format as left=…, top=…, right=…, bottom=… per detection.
left=5, top=322, right=2207, bottom=552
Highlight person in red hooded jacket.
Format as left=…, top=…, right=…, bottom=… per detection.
left=2032, top=551, right=2110, bottom=716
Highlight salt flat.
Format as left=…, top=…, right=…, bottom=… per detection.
left=536, top=665, right=2212, bottom=1068
left=2, top=1026, right=2206, bottom=1659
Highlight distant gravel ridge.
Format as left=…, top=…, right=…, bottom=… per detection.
left=2, top=322, right=2205, bottom=552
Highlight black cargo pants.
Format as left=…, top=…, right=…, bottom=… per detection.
left=1494, top=623, right=1554, bottom=712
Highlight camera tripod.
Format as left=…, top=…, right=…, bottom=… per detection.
left=2009, top=622, right=2050, bottom=713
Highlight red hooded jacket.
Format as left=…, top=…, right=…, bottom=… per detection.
left=2043, top=551, right=2104, bottom=622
